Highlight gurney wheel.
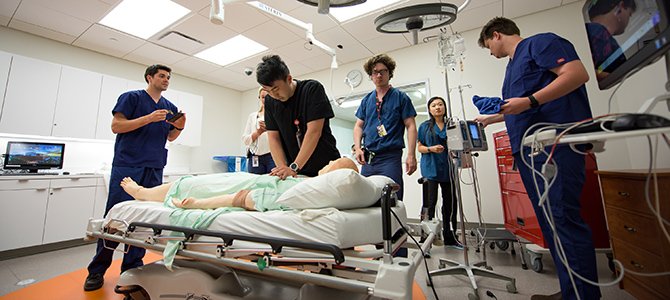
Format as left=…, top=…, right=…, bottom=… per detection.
left=495, top=241, right=510, bottom=251
left=489, top=242, right=495, bottom=250
left=531, top=257, right=543, bottom=273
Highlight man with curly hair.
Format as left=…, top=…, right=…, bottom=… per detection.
left=353, top=53, right=417, bottom=201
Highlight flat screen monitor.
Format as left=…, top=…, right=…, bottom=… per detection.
left=3, top=141, right=65, bottom=173
left=583, top=0, right=670, bottom=90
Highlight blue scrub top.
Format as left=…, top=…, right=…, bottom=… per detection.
left=355, top=87, right=417, bottom=153
left=502, top=33, right=592, bottom=153
left=418, top=121, right=451, bottom=182
left=112, top=90, right=178, bottom=168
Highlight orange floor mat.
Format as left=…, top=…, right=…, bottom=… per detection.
left=2, top=252, right=426, bottom=300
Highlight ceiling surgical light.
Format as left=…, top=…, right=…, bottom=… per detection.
left=374, top=3, right=458, bottom=45
left=296, top=0, right=366, bottom=15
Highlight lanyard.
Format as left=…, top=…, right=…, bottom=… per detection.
left=375, top=97, right=383, bottom=121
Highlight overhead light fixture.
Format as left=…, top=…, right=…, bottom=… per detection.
left=374, top=3, right=458, bottom=45
left=296, top=0, right=367, bottom=15
left=210, top=0, right=225, bottom=24
left=329, top=0, right=403, bottom=22
left=195, top=35, right=268, bottom=66
left=99, top=0, right=191, bottom=39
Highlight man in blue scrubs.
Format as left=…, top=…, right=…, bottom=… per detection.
left=84, top=64, right=186, bottom=291
left=475, top=17, right=600, bottom=300
left=353, top=54, right=417, bottom=200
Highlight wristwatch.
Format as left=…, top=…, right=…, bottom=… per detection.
left=289, top=162, right=300, bottom=173
left=528, top=94, right=540, bottom=108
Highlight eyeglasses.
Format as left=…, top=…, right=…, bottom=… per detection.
left=371, top=69, right=389, bottom=76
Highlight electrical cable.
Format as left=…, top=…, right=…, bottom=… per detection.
left=389, top=208, right=440, bottom=300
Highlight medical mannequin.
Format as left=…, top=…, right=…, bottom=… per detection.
left=353, top=53, right=417, bottom=200
left=475, top=17, right=599, bottom=300
left=120, top=158, right=357, bottom=210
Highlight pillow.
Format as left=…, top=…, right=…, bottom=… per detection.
left=275, top=169, right=379, bottom=210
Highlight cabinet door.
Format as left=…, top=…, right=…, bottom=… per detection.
left=0, top=55, right=61, bottom=135
left=52, top=66, right=102, bottom=139
left=96, top=75, right=128, bottom=140
left=42, top=186, right=96, bottom=244
left=170, top=91, right=203, bottom=147
left=0, top=188, right=49, bottom=251
left=0, top=51, right=12, bottom=118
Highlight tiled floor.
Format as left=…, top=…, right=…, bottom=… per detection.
left=0, top=237, right=635, bottom=299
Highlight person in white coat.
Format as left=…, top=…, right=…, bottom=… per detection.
left=242, top=88, right=275, bottom=174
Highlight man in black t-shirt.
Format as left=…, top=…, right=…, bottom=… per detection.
left=255, top=55, right=340, bottom=179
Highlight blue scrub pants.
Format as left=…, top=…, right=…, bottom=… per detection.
left=247, top=153, right=276, bottom=175
left=87, top=166, right=163, bottom=276
left=361, top=149, right=404, bottom=200
left=514, top=146, right=601, bottom=300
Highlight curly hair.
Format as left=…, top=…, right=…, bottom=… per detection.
left=477, top=17, right=520, bottom=48
left=363, top=54, right=396, bottom=79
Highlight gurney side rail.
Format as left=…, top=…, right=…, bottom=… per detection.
left=127, top=222, right=346, bottom=264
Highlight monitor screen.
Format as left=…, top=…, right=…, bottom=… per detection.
left=583, top=0, right=670, bottom=90
left=4, top=141, right=65, bottom=172
left=467, top=121, right=483, bottom=148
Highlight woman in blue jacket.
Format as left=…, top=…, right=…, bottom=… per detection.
left=418, top=96, right=460, bottom=248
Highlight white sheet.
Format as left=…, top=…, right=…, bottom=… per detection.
left=105, top=200, right=407, bottom=249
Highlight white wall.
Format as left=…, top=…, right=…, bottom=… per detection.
left=0, top=26, right=244, bottom=175
left=238, top=2, right=670, bottom=223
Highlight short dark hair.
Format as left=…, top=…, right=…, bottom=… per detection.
left=363, top=54, right=396, bottom=79
left=144, top=64, right=171, bottom=83
left=588, top=0, right=637, bottom=19
left=256, top=55, right=290, bottom=86
left=478, top=17, right=521, bottom=48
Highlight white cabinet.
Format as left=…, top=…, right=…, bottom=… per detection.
left=96, top=75, right=128, bottom=140
left=92, top=177, right=108, bottom=219
left=43, top=178, right=97, bottom=244
left=0, top=55, right=61, bottom=136
left=52, top=67, right=102, bottom=139
left=168, top=90, right=203, bottom=147
left=0, top=175, right=101, bottom=251
left=0, top=51, right=12, bottom=118
left=0, top=179, right=50, bottom=251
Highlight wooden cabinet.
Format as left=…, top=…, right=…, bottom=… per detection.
left=0, top=55, right=61, bottom=136
left=0, top=175, right=101, bottom=252
left=598, top=170, right=670, bottom=299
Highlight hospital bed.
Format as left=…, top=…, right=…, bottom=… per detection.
left=85, top=184, right=438, bottom=300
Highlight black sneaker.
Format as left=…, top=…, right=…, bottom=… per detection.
left=83, top=273, right=104, bottom=291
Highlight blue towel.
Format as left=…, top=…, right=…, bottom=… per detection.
left=472, top=95, right=505, bottom=114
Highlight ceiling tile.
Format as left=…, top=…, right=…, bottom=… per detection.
left=449, top=1, right=502, bottom=34
left=284, top=61, right=314, bottom=77
left=225, top=52, right=272, bottom=77
left=0, top=0, right=20, bottom=19
left=123, top=43, right=189, bottom=66
left=0, top=15, right=9, bottom=27
left=315, top=26, right=373, bottom=63
left=243, top=20, right=302, bottom=49
left=284, top=4, right=340, bottom=34
left=171, top=57, right=221, bottom=79
left=167, top=12, right=237, bottom=46
left=173, top=0, right=211, bottom=12
left=198, top=2, right=269, bottom=33
left=23, top=0, right=112, bottom=23
left=300, top=52, right=334, bottom=71
left=13, top=1, right=91, bottom=37
left=362, top=34, right=411, bottom=56
left=274, top=39, right=329, bottom=63
left=340, top=14, right=380, bottom=42
left=73, top=24, right=144, bottom=57
left=8, top=19, right=77, bottom=44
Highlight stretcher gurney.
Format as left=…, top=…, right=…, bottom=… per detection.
left=85, top=184, right=438, bottom=300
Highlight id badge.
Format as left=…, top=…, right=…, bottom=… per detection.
left=377, top=124, right=387, bottom=137
left=252, top=156, right=260, bottom=167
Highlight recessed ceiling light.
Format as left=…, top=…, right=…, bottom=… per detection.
left=99, top=0, right=190, bottom=39
left=330, top=0, right=405, bottom=23
left=195, top=35, right=268, bottom=67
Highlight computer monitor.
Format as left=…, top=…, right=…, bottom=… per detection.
left=3, top=141, right=65, bottom=173
left=583, top=0, right=670, bottom=90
